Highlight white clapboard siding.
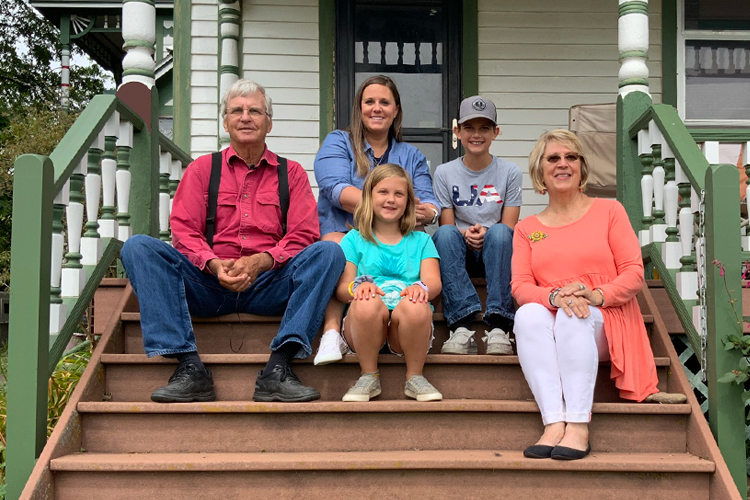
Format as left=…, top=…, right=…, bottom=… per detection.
left=190, top=0, right=219, bottom=159
left=479, top=0, right=663, bottom=217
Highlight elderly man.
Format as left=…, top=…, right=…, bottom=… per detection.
left=121, top=79, right=345, bottom=403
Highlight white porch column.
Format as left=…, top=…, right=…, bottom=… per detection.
left=121, top=0, right=156, bottom=88
left=618, top=0, right=650, bottom=96
left=219, top=1, right=242, bottom=147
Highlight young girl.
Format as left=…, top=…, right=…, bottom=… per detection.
left=336, top=164, right=443, bottom=402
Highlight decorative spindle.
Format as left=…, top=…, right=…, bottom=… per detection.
left=81, top=132, right=104, bottom=265
left=638, top=128, right=654, bottom=245
left=618, top=0, right=650, bottom=97
left=99, top=112, right=120, bottom=238
left=116, top=121, right=134, bottom=242
left=50, top=184, right=69, bottom=335
left=61, top=157, right=86, bottom=297
left=159, top=151, right=171, bottom=241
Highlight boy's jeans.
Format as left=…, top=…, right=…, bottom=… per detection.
left=432, top=224, right=515, bottom=327
left=120, top=234, right=345, bottom=358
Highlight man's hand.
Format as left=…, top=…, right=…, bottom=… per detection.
left=464, top=223, right=487, bottom=251
left=207, top=253, right=274, bottom=292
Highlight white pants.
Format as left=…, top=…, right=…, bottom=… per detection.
left=514, top=303, right=608, bottom=425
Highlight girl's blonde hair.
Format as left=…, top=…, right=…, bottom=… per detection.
left=349, top=75, right=403, bottom=177
left=354, top=164, right=416, bottom=243
left=528, top=129, right=590, bottom=194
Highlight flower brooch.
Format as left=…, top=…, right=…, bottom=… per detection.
left=527, top=231, right=547, bottom=243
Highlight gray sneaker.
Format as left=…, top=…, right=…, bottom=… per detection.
left=441, top=327, right=477, bottom=354
left=404, top=375, right=442, bottom=402
left=484, top=328, right=514, bottom=355
left=343, top=373, right=382, bottom=402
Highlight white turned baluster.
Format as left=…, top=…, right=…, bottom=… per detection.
left=675, top=164, right=698, bottom=299
left=649, top=122, right=667, bottom=242
left=218, top=1, right=241, bottom=147
left=638, top=128, right=654, bottom=245
left=661, top=141, right=681, bottom=268
left=50, top=183, right=70, bottom=335
left=81, top=131, right=105, bottom=265
left=169, top=159, right=182, bottom=214
left=116, top=121, right=134, bottom=241
left=702, top=141, right=720, bottom=164
left=159, top=151, right=171, bottom=242
left=61, top=157, right=87, bottom=297
left=99, top=112, right=120, bottom=238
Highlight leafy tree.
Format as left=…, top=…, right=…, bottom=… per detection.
left=0, top=0, right=112, bottom=289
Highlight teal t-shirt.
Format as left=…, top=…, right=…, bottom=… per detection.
left=340, top=229, right=440, bottom=310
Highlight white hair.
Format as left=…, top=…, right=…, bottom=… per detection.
left=220, top=79, right=273, bottom=118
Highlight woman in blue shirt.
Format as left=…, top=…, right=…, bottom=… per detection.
left=313, top=75, right=440, bottom=364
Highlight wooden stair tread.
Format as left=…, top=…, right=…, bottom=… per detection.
left=50, top=450, right=715, bottom=473
left=99, top=353, right=672, bottom=367
left=121, top=311, right=654, bottom=325
left=77, top=399, right=692, bottom=415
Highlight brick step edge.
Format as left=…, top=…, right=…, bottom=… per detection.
left=50, top=450, right=714, bottom=473
left=99, top=353, right=672, bottom=367
left=77, top=399, right=692, bottom=415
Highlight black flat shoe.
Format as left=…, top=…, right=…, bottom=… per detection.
left=550, top=442, right=591, bottom=460
left=523, top=444, right=554, bottom=459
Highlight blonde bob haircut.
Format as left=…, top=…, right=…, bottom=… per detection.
left=528, top=129, right=590, bottom=194
left=353, top=164, right=416, bottom=243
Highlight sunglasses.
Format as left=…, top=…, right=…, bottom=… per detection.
left=544, top=153, right=581, bottom=164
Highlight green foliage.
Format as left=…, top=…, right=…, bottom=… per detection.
left=0, top=107, right=78, bottom=290
left=0, top=342, right=92, bottom=495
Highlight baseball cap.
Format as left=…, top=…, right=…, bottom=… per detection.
left=458, top=96, right=497, bottom=126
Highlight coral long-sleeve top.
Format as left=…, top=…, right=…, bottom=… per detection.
left=511, top=198, right=658, bottom=401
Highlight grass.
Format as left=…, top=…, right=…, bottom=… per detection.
left=0, top=341, right=92, bottom=498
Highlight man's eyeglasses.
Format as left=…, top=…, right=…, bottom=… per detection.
left=227, top=106, right=268, bottom=119
left=544, top=153, right=580, bottom=164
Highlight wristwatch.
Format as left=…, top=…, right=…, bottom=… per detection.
left=429, top=207, right=439, bottom=225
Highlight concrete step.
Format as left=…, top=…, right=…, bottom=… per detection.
left=99, top=353, right=673, bottom=403
left=119, top=311, right=655, bottom=355
left=50, top=450, right=713, bottom=500
left=76, top=400, right=691, bottom=455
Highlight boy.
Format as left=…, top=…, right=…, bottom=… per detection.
left=432, top=96, right=522, bottom=355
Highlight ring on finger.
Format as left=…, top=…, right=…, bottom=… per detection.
left=568, top=299, right=574, bottom=306
left=579, top=284, right=585, bottom=291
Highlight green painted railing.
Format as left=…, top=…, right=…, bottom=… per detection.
left=5, top=88, right=191, bottom=498
left=618, top=92, right=748, bottom=498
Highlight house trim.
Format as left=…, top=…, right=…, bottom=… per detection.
left=661, top=0, right=677, bottom=107
left=462, top=0, right=478, bottom=97
left=319, top=0, right=335, bottom=141
left=172, top=0, right=191, bottom=152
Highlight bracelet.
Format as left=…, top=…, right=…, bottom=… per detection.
left=594, top=287, right=605, bottom=307
left=548, top=287, right=561, bottom=308
left=413, top=281, right=429, bottom=293
left=430, top=208, right=439, bottom=225
left=350, top=274, right=375, bottom=296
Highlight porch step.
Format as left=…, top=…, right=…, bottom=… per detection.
left=99, top=353, right=673, bottom=402
left=118, top=311, right=655, bottom=355
left=75, top=400, right=691, bottom=454
left=50, top=450, right=713, bottom=500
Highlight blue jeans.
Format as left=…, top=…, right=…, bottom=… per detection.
left=120, top=235, right=345, bottom=359
left=432, top=224, right=515, bottom=327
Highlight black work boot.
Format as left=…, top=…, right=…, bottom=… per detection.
left=151, top=363, right=216, bottom=402
left=253, top=364, right=321, bottom=402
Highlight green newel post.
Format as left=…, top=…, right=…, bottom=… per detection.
left=617, top=91, right=652, bottom=231
left=6, top=155, right=55, bottom=500
left=704, top=163, right=748, bottom=499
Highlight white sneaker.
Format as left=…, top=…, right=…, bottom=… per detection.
left=441, top=327, right=477, bottom=354
left=314, top=329, right=349, bottom=365
left=404, top=375, right=442, bottom=402
left=483, top=328, right=514, bottom=355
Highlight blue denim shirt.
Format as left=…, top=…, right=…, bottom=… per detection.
left=314, top=129, right=440, bottom=235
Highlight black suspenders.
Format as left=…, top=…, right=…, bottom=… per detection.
left=205, top=152, right=290, bottom=248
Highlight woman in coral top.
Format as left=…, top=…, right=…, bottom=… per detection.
left=511, top=129, right=663, bottom=461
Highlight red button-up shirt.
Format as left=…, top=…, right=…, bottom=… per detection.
left=170, top=145, right=320, bottom=271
